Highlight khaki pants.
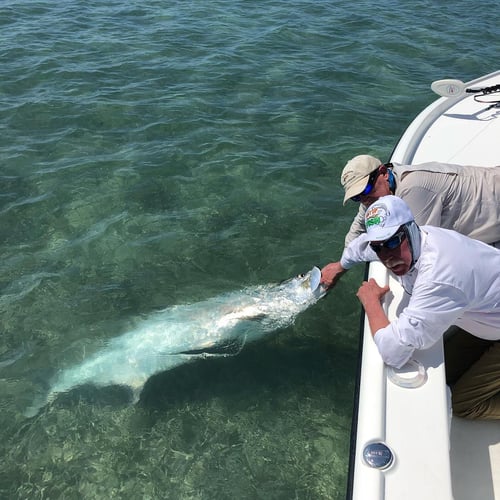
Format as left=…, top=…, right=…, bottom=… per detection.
left=444, top=326, right=500, bottom=420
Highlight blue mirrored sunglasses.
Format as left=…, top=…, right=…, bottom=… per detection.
left=351, top=169, right=380, bottom=202
left=370, top=230, right=406, bottom=254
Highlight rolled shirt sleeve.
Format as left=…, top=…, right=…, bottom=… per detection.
left=374, top=324, right=415, bottom=368
left=374, top=281, right=467, bottom=368
left=340, top=233, right=378, bottom=269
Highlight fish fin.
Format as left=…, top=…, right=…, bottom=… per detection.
left=238, top=313, right=267, bottom=321
left=131, top=386, right=142, bottom=404
left=126, top=376, right=148, bottom=404
left=179, top=335, right=247, bottom=357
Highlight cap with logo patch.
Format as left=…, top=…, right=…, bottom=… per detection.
left=365, top=195, right=414, bottom=241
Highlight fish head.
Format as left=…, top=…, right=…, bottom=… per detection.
left=281, top=266, right=328, bottom=303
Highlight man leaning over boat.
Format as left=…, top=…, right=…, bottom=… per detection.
left=319, top=154, right=500, bottom=419
left=328, top=154, right=500, bottom=251
left=322, top=195, right=500, bottom=419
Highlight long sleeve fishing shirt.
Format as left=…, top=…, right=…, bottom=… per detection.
left=340, top=226, right=500, bottom=368
left=344, top=162, right=500, bottom=247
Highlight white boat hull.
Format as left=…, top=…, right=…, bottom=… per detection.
left=347, top=70, right=500, bottom=500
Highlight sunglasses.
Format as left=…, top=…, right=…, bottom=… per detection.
left=370, top=230, right=406, bottom=254
left=351, top=169, right=380, bottom=202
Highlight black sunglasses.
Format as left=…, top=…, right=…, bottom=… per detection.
left=351, top=169, right=380, bottom=202
left=370, top=230, right=406, bottom=254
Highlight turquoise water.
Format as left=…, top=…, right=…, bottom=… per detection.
left=0, top=0, right=498, bottom=498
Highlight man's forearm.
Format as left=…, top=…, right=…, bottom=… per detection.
left=363, top=298, right=390, bottom=337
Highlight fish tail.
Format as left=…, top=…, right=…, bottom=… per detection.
left=24, top=393, right=50, bottom=418
left=24, top=386, right=61, bottom=418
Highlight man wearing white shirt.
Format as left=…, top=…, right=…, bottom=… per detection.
left=324, top=195, right=500, bottom=419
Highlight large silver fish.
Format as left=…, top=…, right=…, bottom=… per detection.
left=27, top=267, right=326, bottom=415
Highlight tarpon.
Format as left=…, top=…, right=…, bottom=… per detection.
left=26, top=267, right=326, bottom=415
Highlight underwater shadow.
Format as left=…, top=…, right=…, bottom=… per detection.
left=41, top=336, right=357, bottom=418
left=138, top=338, right=356, bottom=412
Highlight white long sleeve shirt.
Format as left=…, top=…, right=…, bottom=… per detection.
left=344, top=162, right=500, bottom=247
left=341, top=226, right=500, bottom=368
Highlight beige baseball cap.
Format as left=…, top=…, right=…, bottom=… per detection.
left=340, top=155, right=382, bottom=205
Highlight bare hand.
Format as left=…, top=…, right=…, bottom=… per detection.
left=320, top=262, right=346, bottom=289
left=356, top=278, right=390, bottom=308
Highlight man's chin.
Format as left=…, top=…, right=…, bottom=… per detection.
left=391, top=265, right=409, bottom=276
left=386, top=263, right=407, bottom=276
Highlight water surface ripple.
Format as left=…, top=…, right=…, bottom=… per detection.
left=0, top=0, right=498, bottom=498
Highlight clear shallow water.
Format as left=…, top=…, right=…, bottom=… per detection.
left=0, top=0, right=498, bottom=498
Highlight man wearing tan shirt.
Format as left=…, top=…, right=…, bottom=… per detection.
left=339, top=154, right=500, bottom=248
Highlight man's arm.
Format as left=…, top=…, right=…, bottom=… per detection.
left=357, top=278, right=415, bottom=368
left=344, top=203, right=367, bottom=247
left=356, top=278, right=390, bottom=335
left=320, top=233, right=378, bottom=289
left=320, top=261, right=347, bottom=289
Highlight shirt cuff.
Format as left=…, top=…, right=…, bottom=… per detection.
left=374, top=325, right=414, bottom=368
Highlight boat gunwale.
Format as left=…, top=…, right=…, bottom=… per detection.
left=346, top=69, right=500, bottom=500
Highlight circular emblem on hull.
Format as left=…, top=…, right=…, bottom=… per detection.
left=362, top=442, right=394, bottom=470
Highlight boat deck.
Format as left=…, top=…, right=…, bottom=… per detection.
left=451, top=418, right=500, bottom=500
left=393, top=70, right=500, bottom=500
left=348, top=70, right=500, bottom=500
